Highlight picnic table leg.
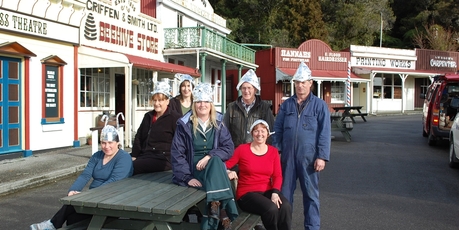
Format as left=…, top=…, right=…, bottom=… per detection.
left=153, top=222, right=172, bottom=230
left=341, top=130, right=352, bottom=142
left=87, top=215, right=106, bottom=230
left=141, top=221, right=158, bottom=230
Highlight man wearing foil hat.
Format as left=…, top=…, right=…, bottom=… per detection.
left=171, top=82, right=237, bottom=230
left=30, top=125, right=133, bottom=230
left=273, top=62, right=331, bottom=230
left=131, top=81, right=182, bottom=175
left=224, top=69, right=275, bottom=148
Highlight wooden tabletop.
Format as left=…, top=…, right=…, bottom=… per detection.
left=60, top=171, right=206, bottom=224
left=333, top=106, right=363, bottom=111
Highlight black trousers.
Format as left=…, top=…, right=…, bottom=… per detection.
left=50, top=205, right=91, bottom=228
left=237, top=190, right=292, bottom=230
left=132, top=156, right=171, bottom=175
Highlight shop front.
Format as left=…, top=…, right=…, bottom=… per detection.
left=0, top=1, right=83, bottom=156
left=252, top=39, right=369, bottom=114
left=77, top=0, right=200, bottom=148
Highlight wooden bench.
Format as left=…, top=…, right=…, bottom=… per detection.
left=230, top=179, right=261, bottom=230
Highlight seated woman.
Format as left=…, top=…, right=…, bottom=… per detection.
left=30, top=125, right=133, bottom=230
left=131, top=81, right=182, bottom=175
left=170, top=73, right=194, bottom=115
left=226, top=119, right=292, bottom=230
left=171, top=83, right=238, bottom=230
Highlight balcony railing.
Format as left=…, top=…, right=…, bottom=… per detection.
left=164, top=27, right=256, bottom=64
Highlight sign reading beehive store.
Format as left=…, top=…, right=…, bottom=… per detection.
left=83, top=0, right=161, bottom=57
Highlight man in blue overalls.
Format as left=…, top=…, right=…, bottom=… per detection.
left=273, top=62, right=331, bottom=230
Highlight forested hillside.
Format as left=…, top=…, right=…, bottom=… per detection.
left=207, top=0, right=459, bottom=51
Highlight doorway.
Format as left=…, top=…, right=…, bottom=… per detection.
left=115, top=74, right=125, bottom=125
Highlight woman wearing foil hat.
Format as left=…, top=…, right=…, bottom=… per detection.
left=30, top=125, right=133, bottom=230
left=171, top=82, right=238, bottom=230
left=226, top=120, right=292, bottom=230
left=131, top=81, right=182, bottom=175
left=170, top=73, right=194, bottom=116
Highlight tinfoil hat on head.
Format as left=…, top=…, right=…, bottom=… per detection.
left=236, top=69, right=260, bottom=91
left=291, top=62, right=312, bottom=82
left=100, top=125, right=120, bottom=142
left=248, top=119, right=275, bottom=135
left=151, top=81, right=172, bottom=98
left=175, top=73, right=195, bottom=86
left=192, top=82, right=214, bottom=103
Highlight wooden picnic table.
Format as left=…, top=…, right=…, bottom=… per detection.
left=330, top=113, right=352, bottom=142
left=333, top=106, right=368, bottom=123
left=59, top=171, right=206, bottom=230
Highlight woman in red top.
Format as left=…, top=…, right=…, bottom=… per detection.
left=226, top=119, right=292, bottom=230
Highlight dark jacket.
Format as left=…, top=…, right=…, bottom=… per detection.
left=169, top=97, right=192, bottom=116
left=171, top=111, right=234, bottom=186
left=223, top=95, right=275, bottom=147
left=131, top=107, right=181, bottom=160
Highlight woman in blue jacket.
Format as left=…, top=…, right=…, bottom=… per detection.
left=171, top=83, right=237, bottom=230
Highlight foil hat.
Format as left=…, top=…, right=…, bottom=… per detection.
left=175, top=73, right=195, bottom=86
left=100, top=125, right=120, bottom=142
left=247, top=119, right=275, bottom=136
left=236, top=69, right=260, bottom=91
left=151, top=81, right=172, bottom=98
left=291, top=62, right=312, bottom=82
left=192, top=82, right=214, bottom=103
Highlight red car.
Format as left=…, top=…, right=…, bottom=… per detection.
left=421, top=74, right=459, bottom=146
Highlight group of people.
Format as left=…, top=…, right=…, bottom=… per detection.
left=31, top=61, right=331, bottom=230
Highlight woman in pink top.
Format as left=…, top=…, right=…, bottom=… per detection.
left=226, top=120, right=292, bottom=230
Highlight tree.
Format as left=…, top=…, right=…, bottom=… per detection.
left=413, top=24, right=459, bottom=51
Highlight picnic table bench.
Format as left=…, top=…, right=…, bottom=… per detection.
left=59, top=171, right=260, bottom=230
left=331, top=112, right=353, bottom=142
left=333, top=106, right=368, bottom=123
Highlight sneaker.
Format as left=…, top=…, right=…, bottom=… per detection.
left=254, top=223, right=266, bottom=230
left=221, top=217, right=232, bottom=230
left=30, top=219, right=56, bottom=230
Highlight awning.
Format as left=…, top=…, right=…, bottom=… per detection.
left=124, top=54, right=200, bottom=77
left=353, top=67, right=443, bottom=77
left=276, top=68, right=370, bottom=83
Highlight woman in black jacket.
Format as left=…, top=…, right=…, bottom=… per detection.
left=131, top=81, right=181, bottom=175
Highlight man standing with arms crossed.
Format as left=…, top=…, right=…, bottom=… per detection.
left=273, top=62, right=331, bottom=230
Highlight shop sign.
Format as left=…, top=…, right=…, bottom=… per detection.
left=429, top=55, right=457, bottom=68
left=354, top=57, right=413, bottom=69
left=318, top=52, right=347, bottom=63
left=82, top=0, right=161, bottom=56
left=0, top=8, right=79, bottom=44
left=280, top=49, right=311, bottom=62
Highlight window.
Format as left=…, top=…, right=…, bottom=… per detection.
left=177, top=14, right=183, bottom=28
left=134, top=68, right=154, bottom=108
left=331, top=82, right=345, bottom=103
left=42, top=55, right=66, bottom=124
left=378, top=74, right=402, bottom=99
left=80, top=68, right=110, bottom=108
left=282, top=81, right=292, bottom=97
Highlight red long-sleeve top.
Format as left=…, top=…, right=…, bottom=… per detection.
left=225, top=143, right=283, bottom=200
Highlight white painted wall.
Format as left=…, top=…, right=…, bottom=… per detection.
left=0, top=33, right=76, bottom=151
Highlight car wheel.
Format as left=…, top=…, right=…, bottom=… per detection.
left=449, top=139, right=459, bottom=168
left=428, top=132, right=436, bottom=146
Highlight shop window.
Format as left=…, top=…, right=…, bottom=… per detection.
left=282, top=81, right=292, bottom=97
left=134, top=68, right=154, bottom=108
left=379, top=74, right=402, bottom=99
left=331, top=82, right=345, bottom=103
left=42, top=56, right=66, bottom=124
left=80, top=68, right=110, bottom=108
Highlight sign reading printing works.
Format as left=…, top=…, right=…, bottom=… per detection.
left=0, top=8, right=79, bottom=44
left=83, top=0, right=161, bottom=58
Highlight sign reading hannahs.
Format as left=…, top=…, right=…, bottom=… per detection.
left=84, top=0, right=160, bottom=54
